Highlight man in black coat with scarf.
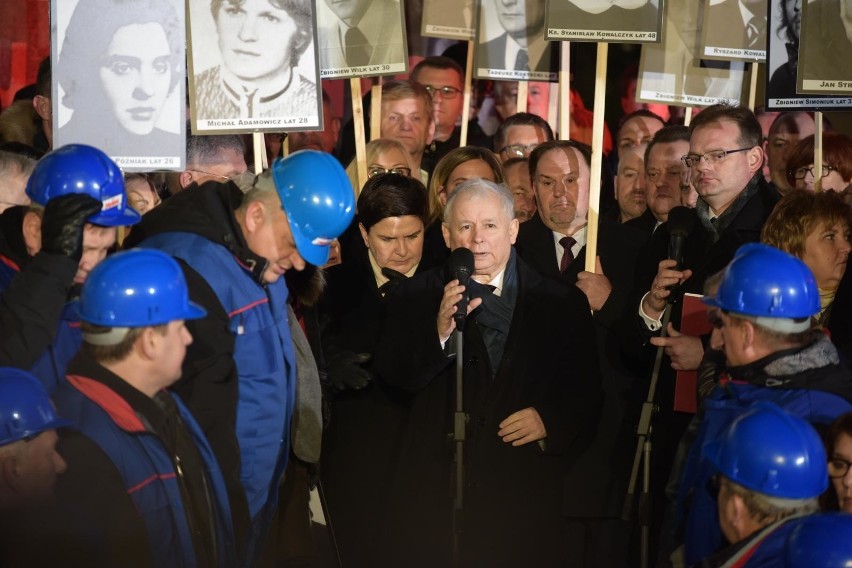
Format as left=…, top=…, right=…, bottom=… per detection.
left=375, top=178, right=602, bottom=566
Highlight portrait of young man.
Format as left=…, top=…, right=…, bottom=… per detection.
left=52, top=0, right=186, bottom=170
left=188, top=0, right=322, bottom=133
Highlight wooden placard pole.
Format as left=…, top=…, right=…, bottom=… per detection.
left=351, top=78, right=368, bottom=192
left=585, top=42, right=608, bottom=273
left=558, top=42, right=571, bottom=140
left=253, top=132, right=265, bottom=174
left=814, top=110, right=824, bottom=192
left=282, top=135, right=289, bottom=158
left=747, top=62, right=759, bottom=111
left=517, top=81, right=528, bottom=113
left=683, top=107, right=693, bottom=128
left=370, top=77, right=383, bottom=142
left=459, top=40, right=475, bottom=147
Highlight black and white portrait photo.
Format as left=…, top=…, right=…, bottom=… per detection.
left=637, top=0, right=746, bottom=107
left=797, top=0, right=852, bottom=94
left=52, top=0, right=185, bottom=170
left=421, top=0, right=475, bottom=40
left=700, top=0, right=767, bottom=61
left=545, top=0, right=662, bottom=43
left=317, top=0, right=408, bottom=78
left=765, top=0, right=852, bottom=109
left=474, top=0, right=558, bottom=82
left=188, top=0, right=321, bottom=133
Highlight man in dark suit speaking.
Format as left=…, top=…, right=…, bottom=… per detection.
left=375, top=179, right=602, bottom=565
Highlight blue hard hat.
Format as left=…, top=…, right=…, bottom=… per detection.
left=703, top=402, right=828, bottom=499
left=25, top=144, right=141, bottom=227
left=76, top=249, right=206, bottom=327
left=0, top=367, right=71, bottom=446
left=702, top=243, right=819, bottom=327
left=270, top=150, right=355, bottom=266
left=784, top=513, right=852, bottom=567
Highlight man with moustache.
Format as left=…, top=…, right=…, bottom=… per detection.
left=625, top=125, right=690, bottom=233
left=514, top=140, right=647, bottom=567
left=613, top=147, right=648, bottom=223
left=503, top=157, right=537, bottom=222
left=376, top=179, right=602, bottom=565
left=478, top=0, right=556, bottom=73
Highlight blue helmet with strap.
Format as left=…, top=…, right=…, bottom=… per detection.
left=269, top=150, right=355, bottom=266
left=26, top=144, right=141, bottom=227
left=0, top=367, right=71, bottom=446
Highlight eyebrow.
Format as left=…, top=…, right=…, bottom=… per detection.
left=102, top=55, right=142, bottom=67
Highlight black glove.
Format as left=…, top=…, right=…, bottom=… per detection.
left=40, top=193, right=103, bottom=261
left=327, top=350, right=373, bottom=392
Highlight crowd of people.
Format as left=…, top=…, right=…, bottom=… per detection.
left=1, top=42, right=852, bottom=568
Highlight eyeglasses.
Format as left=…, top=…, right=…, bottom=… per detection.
left=789, top=165, right=836, bottom=180
left=367, top=166, right=412, bottom=178
left=682, top=148, right=753, bottom=168
left=423, top=85, right=462, bottom=99
left=187, top=168, right=232, bottom=182
left=500, top=143, right=539, bottom=158
left=828, top=456, right=852, bottom=478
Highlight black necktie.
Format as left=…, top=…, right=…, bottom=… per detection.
left=560, top=236, right=576, bottom=273
left=514, top=49, right=529, bottom=71
left=345, top=27, right=372, bottom=67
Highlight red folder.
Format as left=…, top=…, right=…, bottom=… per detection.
left=674, top=293, right=712, bottom=414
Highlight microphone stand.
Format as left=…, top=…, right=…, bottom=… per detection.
left=451, top=328, right=467, bottom=566
left=623, top=301, right=674, bottom=568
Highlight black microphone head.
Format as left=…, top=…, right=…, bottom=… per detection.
left=445, top=247, right=475, bottom=283
left=667, top=206, right=695, bottom=238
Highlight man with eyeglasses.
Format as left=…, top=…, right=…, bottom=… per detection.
left=177, top=132, right=248, bottom=191
left=514, top=140, right=648, bottom=567
left=663, top=244, right=852, bottom=565
left=411, top=56, right=491, bottom=168
left=618, top=104, right=779, bottom=563
left=493, top=112, right=554, bottom=164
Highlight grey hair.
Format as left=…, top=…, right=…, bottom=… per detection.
left=186, top=133, right=246, bottom=168
left=725, top=478, right=820, bottom=526
left=443, top=178, right=515, bottom=224
left=0, top=151, right=35, bottom=179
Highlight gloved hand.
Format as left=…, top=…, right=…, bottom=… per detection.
left=327, top=350, right=373, bottom=392
left=40, top=193, right=102, bottom=261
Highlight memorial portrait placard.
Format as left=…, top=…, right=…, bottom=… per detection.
left=187, top=0, right=322, bottom=134
left=637, top=0, right=746, bottom=107
left=796, top=0, right=852, bottom=96
left=765, top=0, right=852, bottom=110
left=317, top=0, right=408, bottom=79
left=544, top=0, right=663, bottom=44
left=421, top=0, right=476, bottom=40
left=52, top=0, right=186, bottom=171
left=474, top=0, right=558, bottom=82
left=700, top=0, right=767, bottom=62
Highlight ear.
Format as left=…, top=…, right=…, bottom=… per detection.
left=22, top=212, right=42, bottom=256
left=32, top=95, right=51, bottom=122
left=441, top=222, right=451, bottom=249
left=508, top=217, right=519, bottom=245
left=243, top=200, right=267, bottom=235
left=1, top=452, right=21, bottom=490
left=438, top=186, right=448, bottom=207
left=747, top=146, right=764, bottom=175
left=358, top=222, right=370, bottom=248
left=728, top=493, right=751, bottom=540
left=178, top=171, right=194, bottom=189
left=137, top=327, right=160, bottom=361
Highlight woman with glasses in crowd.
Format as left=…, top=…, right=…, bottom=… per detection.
left=785, top=132, right=852, bottom=193
left=345, top=138, right=414, bottom=193
left=824, top=412, right=852, bottom=513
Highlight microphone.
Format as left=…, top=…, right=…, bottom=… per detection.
left=666, top=206, right=695, bottom=272
left=445, top=247, right=475, bottom=332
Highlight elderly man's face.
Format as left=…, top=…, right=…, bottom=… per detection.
left=380, top=97, right=434, bottom=158
left=243, top=201, right=307, bottom=283
left=99, top=22, right=172, bottom=135
left=504, top=160, right=536, bottom=222
left=12, top=430, right=67, bottom=502
left=615, top=147, right=647, bottom=222
left=646, top=140, right=689, bottom=220
left=442, top=189, right=518, bottom=279
left=323, top=0, right=371, bottom=26
left=533, top=146, right=590, bottom=233
left=494, top=0, right=545, bottom=37
left=216, top=0, right=298, bottom=83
